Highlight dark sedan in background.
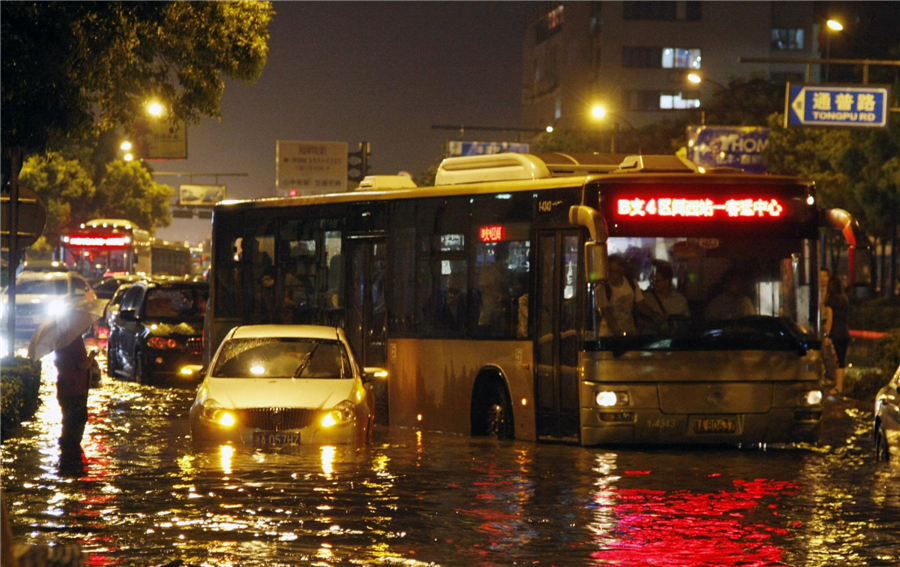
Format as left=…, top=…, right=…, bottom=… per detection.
left=107, top=280, right=208, bottom=384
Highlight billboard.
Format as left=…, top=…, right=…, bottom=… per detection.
left=686, top=126, right=770, bottom=174
left=447, top=141, right=530, bottom=157
left=134, top=118, right=188, bottom=160
left=179, top=184, right=226, bottom=206
left=277, top=141, right=348, bottom=194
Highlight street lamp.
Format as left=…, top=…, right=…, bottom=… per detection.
left=590, top=105, right=642, bottom=154
left=146, top=101, right=165, bottom=118
left=120, top=140, right=134, bottom=162
left=824, top=18, right=843, bottom=82
left=686, top=73, right=746, bottom=121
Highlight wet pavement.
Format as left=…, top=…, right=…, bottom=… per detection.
left=2, top=357, right=899, bottom=566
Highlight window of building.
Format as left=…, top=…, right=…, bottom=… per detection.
left=623, top=1, right=701, bottom=21
left=625, top=90, right=661, bottom=111
left=590, top=1, right=602, bottom=35
left=535, top=3, right=564, bottom=44
left=622, top=46, right=662, bottom=68
left=662, top=47, right=701, bottom=69
left=771, top=28, right=805, bottom=51
left=659, top=91, right=701, bottom=110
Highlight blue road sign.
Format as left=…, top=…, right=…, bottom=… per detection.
left=786, top=84, right=890, bottom=128
left=447, top=141, right=530, bottom=157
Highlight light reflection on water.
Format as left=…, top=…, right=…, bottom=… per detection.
left=0, top=358, right=898, bottom=566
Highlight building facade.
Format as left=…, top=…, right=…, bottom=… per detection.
left=522, top=1, right=820, bottom=132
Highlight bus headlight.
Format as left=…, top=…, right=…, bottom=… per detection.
left=805, top=390, right=823, bottom=406
left=596, top=391, right=630, bottom=407
left=322, top=400, right=355, bottom=428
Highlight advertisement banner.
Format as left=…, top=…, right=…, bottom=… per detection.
left=686, top=126, right=770, bottom=174
left=277, top=141, right=348, bottom=194
left=447, top=141, right=530, bottom=157
left=179, top=184, right=226, bottom=206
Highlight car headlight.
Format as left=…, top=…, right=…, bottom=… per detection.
left=200, top=399, right=236, bottom=428
left=805, top=390, right=823, bottom=406
left=46, top=298, right=68, bottom=316
left=322, top=400, right=355, bottom=428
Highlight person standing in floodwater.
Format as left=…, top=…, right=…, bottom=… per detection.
left=54, top=336, right=95, bottom=460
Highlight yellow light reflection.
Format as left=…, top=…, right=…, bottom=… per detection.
left=250, top=365, right=265, bottom=375
left=219, top=444, right=234, bottom=474
left=320, top=445, right=335, bottom=478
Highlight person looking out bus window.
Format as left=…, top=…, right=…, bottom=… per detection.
left=645, top=263, right=690, bottom=331
left=824, top=275, right=850, bottom=395
left=599, top=254, right=646, bottom=337
left=704, top=268, right=755, bottom=321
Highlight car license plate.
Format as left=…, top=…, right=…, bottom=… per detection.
left=693, top=417, right=737, bottom=434
left=253, top=431, right=300, bottom=447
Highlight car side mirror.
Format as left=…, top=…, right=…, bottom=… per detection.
left=363, top=367, right=388, bottom=382
left=118, top=308, right=137, bottom=322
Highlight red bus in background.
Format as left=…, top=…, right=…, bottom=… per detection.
left=59, top=218, right=193, bottom=281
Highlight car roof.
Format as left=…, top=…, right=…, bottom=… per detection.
left=230, top=325, right=341, bottom=341
left=16, top=271, right=76, bottom=281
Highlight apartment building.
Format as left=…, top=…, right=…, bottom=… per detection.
left=522, top=1, right=820, bottom=132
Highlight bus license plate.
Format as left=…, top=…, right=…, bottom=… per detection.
left=693, top=418, right=737, bottom=434
left=253, top=431, right=300, bottom=447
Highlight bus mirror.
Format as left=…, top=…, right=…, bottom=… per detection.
left=568, top=205, right=608, bottom=243
left=584, top=242, right=608, bottom=284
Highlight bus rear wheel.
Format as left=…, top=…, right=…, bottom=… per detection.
left=475, top=382, right=514, bottom=440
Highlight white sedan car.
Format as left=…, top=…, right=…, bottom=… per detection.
left=190, top=325, right=375, bottom=448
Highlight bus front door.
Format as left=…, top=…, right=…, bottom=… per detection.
left=345, top=238, right=388, bottom=422
left=534, top=231, right=581, bottom=442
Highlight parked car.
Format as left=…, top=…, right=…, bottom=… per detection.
left=94, top=281, right=143, bottom=351
left=874, top=363, right=900, bottom=462
left=1, top=270, right=97, bottom=341
left=93, top=274, right=147, bottom=300
left=190, top=325, right=375, bottom=448
left=107, top=280, right=208, bottom=384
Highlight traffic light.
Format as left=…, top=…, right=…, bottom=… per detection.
left=348, top=141, right=371, bottom=182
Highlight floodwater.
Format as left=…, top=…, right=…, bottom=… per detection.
left=2, top=357, right=899, bottom=567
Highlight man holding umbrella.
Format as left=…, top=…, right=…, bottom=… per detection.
left=29, top=298, right=105, bottom=460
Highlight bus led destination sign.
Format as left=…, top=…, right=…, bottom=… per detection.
left=616, top=197, right=784, bottom=219
left=64, top=235, right=130, bottom=248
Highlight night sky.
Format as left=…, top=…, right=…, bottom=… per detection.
left=154, top=2, right=527, bottom=244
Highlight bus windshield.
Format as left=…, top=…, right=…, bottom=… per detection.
left=588, top=235, right=818, bottom=352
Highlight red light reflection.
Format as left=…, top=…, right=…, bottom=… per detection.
left=591, top=478, right=800, bottom=567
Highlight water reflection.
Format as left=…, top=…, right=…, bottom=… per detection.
left=0, top=357, right=898, bottom=566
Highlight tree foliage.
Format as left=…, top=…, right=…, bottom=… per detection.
left=2, top=1, right=273, bottom=183
left=19, top=153, right=174, bottom=256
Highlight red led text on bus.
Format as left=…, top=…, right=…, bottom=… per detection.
left=479, top=225, right=506, bottom=242
left=66, top=236, right=129, bottom=248
left=616, top=197, right=783, bottom=219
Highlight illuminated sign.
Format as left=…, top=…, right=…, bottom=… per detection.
left=615, top=197, right=783, bottom=219
left=66, top=235, right=130, bottom=248
left=479, top=225, right=506, bottom=242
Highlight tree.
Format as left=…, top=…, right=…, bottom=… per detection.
left=2, top=1, right=273, bottom=184
left=96, top=161, right=175, bottom=232
left=18, top=153, right=175, bottom=257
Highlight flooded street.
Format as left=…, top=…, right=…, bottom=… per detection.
left=2, top=358, right=899, bottom=567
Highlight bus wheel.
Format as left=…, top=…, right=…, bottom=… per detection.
left=875, top=423, right=890, bottom=462
left=481, top=383, right=514, bottom=440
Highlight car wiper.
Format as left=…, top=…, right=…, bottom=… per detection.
left=293, top=343, right=319, bottom=378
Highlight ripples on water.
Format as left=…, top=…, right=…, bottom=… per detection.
left=1, top=359, right=899, bottom=566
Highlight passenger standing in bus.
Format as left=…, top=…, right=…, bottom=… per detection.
left=704, top=269, right=755, bottom=321
left=645, top=263, right=690, bottom=331
left=824, top=275, right=851, bottom=395
left=598, top=255, right=643, bottom=337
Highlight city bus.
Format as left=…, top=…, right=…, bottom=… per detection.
left=59, top=219, right=193, bottom=279
left=205, top=153, right=848, bottom=446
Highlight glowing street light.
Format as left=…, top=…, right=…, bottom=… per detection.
left=123, top=153, right=134, bottom=162
left=120, top=140, right=132, bottom=151
left=590, top=104, right=640, bottom=154
left=147, top=101, right=165, bottom=118
left=824, top=18, right=843, bottom=82
left=545, top=125, right=554, bottom=133
left=685, top=73, right=746, bottom=120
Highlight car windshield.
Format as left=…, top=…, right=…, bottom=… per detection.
left=212, top=338, right=353, bottom=379
left=144, top=287, right=208, bottom=320
left=11, top=279, right=68, bottom=295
